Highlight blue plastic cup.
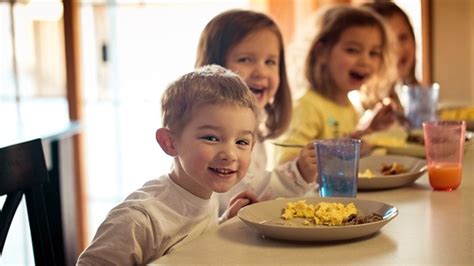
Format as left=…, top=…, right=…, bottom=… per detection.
left=314, top=139, right=361, bottom=198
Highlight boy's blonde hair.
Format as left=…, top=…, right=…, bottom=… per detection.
left=195, top=9, right=292, bottom=140
left=292, top=4, right=396, bottom=106
left=161, top=64, right=260, bottom=136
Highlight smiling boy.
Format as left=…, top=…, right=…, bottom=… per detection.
left=77, top=65, right=259, bottom=265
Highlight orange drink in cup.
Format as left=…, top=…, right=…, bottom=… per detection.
left=423, top=121, right=466, bottom=191
left=427, top=163, right=462, bottom=190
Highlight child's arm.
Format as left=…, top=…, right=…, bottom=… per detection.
left=255, top=158, right=317, bottom=201
left=77, top=206, right=160, bottom=265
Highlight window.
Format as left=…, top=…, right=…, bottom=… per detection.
left=0, top=1, right=66, bottom=264
left=78, top=0, right=250, bottom=242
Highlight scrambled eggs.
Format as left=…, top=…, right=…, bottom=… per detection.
left=439, top=106, right=474, bottom=120
left=281, top=200, right=358, bottom=226
left=359, top=169, right=375, bottom=178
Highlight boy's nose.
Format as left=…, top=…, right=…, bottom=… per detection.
left=218, top=148, right=237, bottom=162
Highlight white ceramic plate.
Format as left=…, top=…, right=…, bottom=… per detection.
left=358, top=155, right=427, bottom=190
left=237, top=197, right=398, bottom=242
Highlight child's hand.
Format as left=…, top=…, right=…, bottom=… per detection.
left=296, top=142, right=318, bottom=184
left=220, top=190, right=258, bottom=221
left=356, top=98, right=398, bottom=136
left=360, top=140, right=375, bottom=157
left=369, top=99, right=398, bottom=130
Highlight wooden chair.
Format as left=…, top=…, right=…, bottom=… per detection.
left=0, top=138, right=59, bottom=265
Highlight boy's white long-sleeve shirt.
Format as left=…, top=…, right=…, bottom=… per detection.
left=76, top=175, right=219, bottom=265
left=217, top=141, right=316, bottom=214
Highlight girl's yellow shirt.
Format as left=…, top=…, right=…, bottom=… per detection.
left=274, top=89, right=359, bottom=165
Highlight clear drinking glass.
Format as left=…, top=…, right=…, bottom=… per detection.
left=314, top=139, right=361, bottom=198
left=397, top=83, right=440, bottom=128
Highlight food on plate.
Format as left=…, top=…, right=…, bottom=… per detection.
left=345, top=212, right=383, bottom=225
left=381, top=162, right=406, bottom=175
left=281, top=200, right=357, bottom=226
left=359, top=162, right=406, bottom=178
left=406, top=132, right=425, bottom=145
left=439, top=106, right=474, bottom=131
left=439, top=106, right=474, bottom=120
left=359, top=169, right=375, bottom=178
left=361, top=126, right=408, bottom=148
left=280, top=200, right=382, bottom=226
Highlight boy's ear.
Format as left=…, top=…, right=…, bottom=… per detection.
left=156, top=128, right=177, bottom=156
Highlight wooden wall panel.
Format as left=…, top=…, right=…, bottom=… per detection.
left=62, top=0, right=87, bottom=254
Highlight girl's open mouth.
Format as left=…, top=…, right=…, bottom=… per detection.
left=249, top=86, right=264, bottom=97
left=349, top=71, right=367, bottom=81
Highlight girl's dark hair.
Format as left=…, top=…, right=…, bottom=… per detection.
left=363, top=1, right=418, bottom=85
left=195, top=9, right=292, bottom=140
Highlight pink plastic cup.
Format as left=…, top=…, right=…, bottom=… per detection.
left=423, top=120, right=466, bottom=191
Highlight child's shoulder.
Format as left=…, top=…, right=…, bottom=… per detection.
left=102, top=175, right=177, bottom=220
left=300, top=89, right=322, bottom=100
left=125, top=175, right=172, bottom=201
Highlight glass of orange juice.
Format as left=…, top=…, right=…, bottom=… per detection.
left=422, top=120, right=466, bottom=191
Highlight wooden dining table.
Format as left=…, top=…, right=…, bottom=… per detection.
left=154, top=148, right=474, bottom=265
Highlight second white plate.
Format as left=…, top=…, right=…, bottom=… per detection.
left=358, top=155, right=426, bottom=190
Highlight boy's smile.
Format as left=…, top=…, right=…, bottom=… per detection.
left=169, top=103, right=257, bottom=199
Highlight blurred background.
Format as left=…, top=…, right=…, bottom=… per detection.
left=1, top=0, right=473, bottom=265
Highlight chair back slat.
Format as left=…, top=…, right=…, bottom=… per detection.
left=0, top=138, right=57, bottom=265
left=0, top=139, right=49, bottom=195
left=25, top=186, right=56, bottom=265
left=0, top=191, right=23, bottom=253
